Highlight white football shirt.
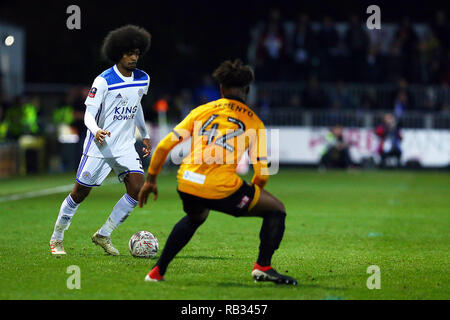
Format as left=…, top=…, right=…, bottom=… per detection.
left=83, top=65, right=150, bottom=158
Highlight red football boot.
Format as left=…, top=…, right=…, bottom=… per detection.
left=144, top=266, right=165, bottom=282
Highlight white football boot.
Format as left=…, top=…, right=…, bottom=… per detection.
left=91, top=230, right=120, bottom=256
left=49, top=240, right=66, bottom=255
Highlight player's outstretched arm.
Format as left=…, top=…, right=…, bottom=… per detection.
left=138, top=131, right=184, bottom=207
left=139, top=109, right=196, bottom=207
left=141, top=138, right=152, bottom=158
left=138, top=174, right=158, bottom=207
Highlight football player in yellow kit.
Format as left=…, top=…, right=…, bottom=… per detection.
left=138, top=59, right=297, bottom=285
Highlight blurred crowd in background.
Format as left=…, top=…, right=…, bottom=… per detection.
left=1, top=8, right=450, bottom=134
left=0, top=4, right=449, bottom=175
left=249, top=9, right=450, bottom=114
left=252, top=9, right=450, bottom=84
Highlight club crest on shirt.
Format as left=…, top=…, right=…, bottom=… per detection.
left=88, top=87, right=97, bottom=98
left=138, top=88, right=144, bottom=97
left=82, top=171, right=91, bottom=180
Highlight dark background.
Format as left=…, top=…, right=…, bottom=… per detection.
left=0, top=0, right=447, bottom=92
left=0, top=0, right=449, bottom=174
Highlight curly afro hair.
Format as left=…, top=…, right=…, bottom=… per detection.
left=212, top=59, right=255, bottom=88
left=101, top=25, right=151, bottom=63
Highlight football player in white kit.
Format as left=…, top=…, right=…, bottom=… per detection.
left=49, top=25, right=152, bottom=255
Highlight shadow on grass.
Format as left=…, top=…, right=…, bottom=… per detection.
left=216, top=282, right=347, bottom=291
left=176, top=255, right=231, bottom=261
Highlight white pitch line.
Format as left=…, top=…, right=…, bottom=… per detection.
left=0, top=177, right=119, bottom=203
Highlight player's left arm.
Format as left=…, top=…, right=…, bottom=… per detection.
left=135, top=102, right=151, bottom=158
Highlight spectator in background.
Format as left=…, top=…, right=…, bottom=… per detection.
left=73, top=86, right=90, bottom=156
left=256, top=90, right=272, bottom=123
left=413, top=30, right=441, bottom=84
left=423, top=87, right=440, bottom=112
left=256, top=11, right=286, bottom=81
left=366, top=21, right=388, bottom=55
left=173, top=89, right=194, bottom=120
left=438, top=82, right=450, bottom=112
left=385, top=41, right=405, bottom=83
left=2, top=96, right=40, bottom=139
left=290, top=13, right=316, bottom=81
left=194, top=74, right=220, bottom=105
left=345, top=14, right=370, bottom=81
left=317, top=16, right=339, bottom=81
left=302, top=75, right=328, bottom=109
left=360, top=89, right=377, bottom=110
left=392, top=17, right=419, bottom=81
left=375, top=113, right=402, bottom=168
left=328, top=81, right=353, bottom=110
left=362, top=46, right=382, bottom=83
left=393, top=91, right=409, bottom=118
left=431, top=10, right=450, bottom=53
left=319, top=125, right=353, bottom=169
left=391, top=78, right=414, bottom=115
left=54, top=87, right=84, bottom=172
left=395, top=16, right=418, bottom=52
left=442, top=101, right=450, bottom=113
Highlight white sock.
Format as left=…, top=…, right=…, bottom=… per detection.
left=99, top=193, right=137, bottom=237
left=51, top=195, right=80, bottom=241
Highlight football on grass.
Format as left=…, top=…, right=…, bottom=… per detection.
left=129, top=231, right=159, bottom=258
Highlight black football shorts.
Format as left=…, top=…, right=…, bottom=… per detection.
left=177, top=181, right=260, bottom=217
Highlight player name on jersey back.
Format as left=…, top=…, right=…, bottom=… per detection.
left=214, top=101, right=254, bottom=118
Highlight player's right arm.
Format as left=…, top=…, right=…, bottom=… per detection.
left=84, top=77, right=110, bottom=146
left=138, top=109, right=197, bottom=207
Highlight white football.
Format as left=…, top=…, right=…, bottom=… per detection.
left=129, top=231, right=159, bottom=258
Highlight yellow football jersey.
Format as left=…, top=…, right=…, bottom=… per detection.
left=148, top=96, right=269, bottom=199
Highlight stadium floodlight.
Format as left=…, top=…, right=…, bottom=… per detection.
left=4, top=35, right=15, bottom=46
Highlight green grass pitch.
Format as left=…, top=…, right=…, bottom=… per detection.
left=0, top=169, right=448, bottom=300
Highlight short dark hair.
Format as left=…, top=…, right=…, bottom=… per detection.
left=212, top=59, right=255, bottom=88
left=101, top=25, right=151, bottom=63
